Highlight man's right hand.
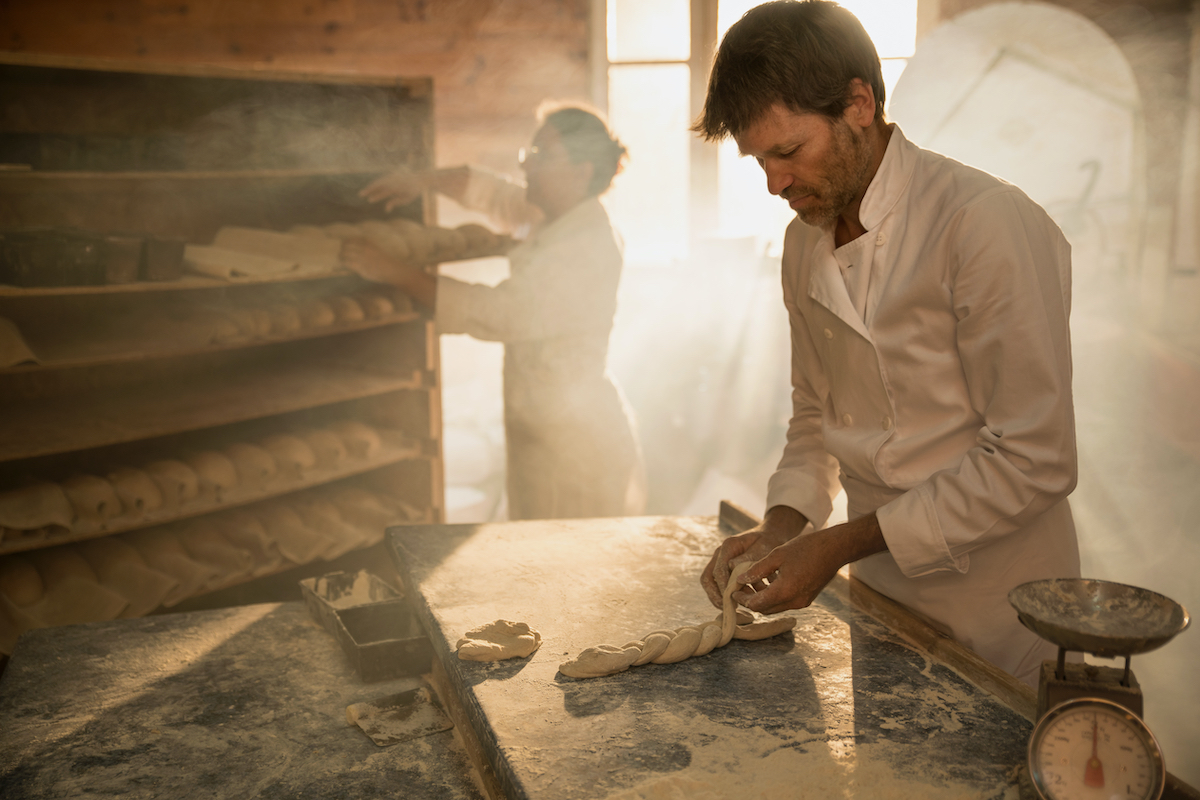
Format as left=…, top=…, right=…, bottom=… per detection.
left=700, top=506, right=808, bottom=609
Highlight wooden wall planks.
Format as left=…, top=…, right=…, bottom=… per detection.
left=0, top=0, right=592, bottom=171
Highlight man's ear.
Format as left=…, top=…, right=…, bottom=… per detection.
left=843, top=78, right=877, bottom=129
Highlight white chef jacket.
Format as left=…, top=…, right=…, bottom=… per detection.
left=765, top=126, right=1081, bottom=685
left=437, top=169, right=645, bottom=521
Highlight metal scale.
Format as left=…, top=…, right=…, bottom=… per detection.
left=1008, top=578, right=1191, bottom=800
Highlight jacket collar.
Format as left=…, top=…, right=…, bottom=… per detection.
left=806, top=124, right=914, bottom=340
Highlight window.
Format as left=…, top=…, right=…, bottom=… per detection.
left=600, top=0, right=918, bottom=261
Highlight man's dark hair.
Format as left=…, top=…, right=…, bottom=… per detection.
left=539, top=103, right=628, bottom=196
left=694, top=0, right=886, bottom=141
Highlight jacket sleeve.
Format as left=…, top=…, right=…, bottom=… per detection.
left=764, top=227, right=843, bottom=528
left=876, top=189, right=1077, bottom=577
left=437, top=215, right=619, bottom=343
left=457, top=166, right=544, bottom=235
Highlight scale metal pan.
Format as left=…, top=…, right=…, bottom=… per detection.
left=1009, top=578, right=1190, bottom=658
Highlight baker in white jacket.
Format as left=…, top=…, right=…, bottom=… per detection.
left=345, top=105, right=646, bottom=522
left=696, top=0, right=1080, bottom=687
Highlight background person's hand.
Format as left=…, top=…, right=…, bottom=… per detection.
left=359, top=168, right=430, bottom=212
left=340, top=238, right=408, bottom=284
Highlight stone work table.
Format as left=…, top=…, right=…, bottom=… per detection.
left=388, top=511, right=1033, bottom=800
left=0, top=602, right=484, bottom=800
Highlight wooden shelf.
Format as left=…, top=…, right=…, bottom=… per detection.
left=1, top=311, right=423, bottom=373
left=0, top=433, right=429, bottom=555
left=0, top=360, right=425, bottom=463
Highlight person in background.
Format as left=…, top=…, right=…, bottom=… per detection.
left=696, top=0, right=1080, bottom=687
left=343, top=103, right=646, bottom=522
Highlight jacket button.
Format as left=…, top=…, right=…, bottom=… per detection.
left=882, top=416, right=892, bottom=430
left=824, top=328, right=834, bottom=339
left=842, top=413, right=853, bottom=426
left=876, top=232, right=887, bottom=246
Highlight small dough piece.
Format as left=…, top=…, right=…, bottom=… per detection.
left=259, top=434, right=317, bottom=479
left=224, top=442, right=278, bottom=489
left=144, top=460, right=201, bottom=508
left=185, top=451, right=239, bottom=503
left=0, top=555, right=45, bottom=607
left=61, top=474, right=122, bottom=525
left=329, top=295, right=365, bottom=323
left=326, top=420, right=382, bottom=459
left=0, top=482, right=74, bottom=531
left=297, top=428, right=347, bottom=468
left=559, top=644, right=641, bottom=678
left=456, top=619, right=542, bottom=661
left=106, top=468, right=164, bottom=519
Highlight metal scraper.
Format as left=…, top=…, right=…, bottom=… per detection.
left=346, top=685, right=454, bottom=747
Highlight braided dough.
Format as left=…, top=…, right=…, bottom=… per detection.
left=558, top=562, right=796, bottom=679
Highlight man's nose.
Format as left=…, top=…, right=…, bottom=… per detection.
left=763, top=160, right=792, bottom=196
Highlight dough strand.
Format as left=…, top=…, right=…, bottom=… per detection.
left=559, top=562, right=796, bottom=679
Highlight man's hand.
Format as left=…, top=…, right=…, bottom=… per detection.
left=700, top=506, right=808, bottom=609
left=732, top=513, right=887, bottom=615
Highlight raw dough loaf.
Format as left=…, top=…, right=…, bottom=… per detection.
left=260, top=434, right=317, bottom=479
left=144, top=460, right=201, bottom=508
left=0, top=482, right=74, bottom=531
left=75, top=537, right=180, bottom=617
left=329, top=295, right=365, bottom=323
left=299, top=299, right=336, bottom=329
left=265, top=304, right=302, bottom=335
left=558, top=562, right=796, bottom=679
left=173, top=521, right=255, bottom=586
left=359, top=220, right=412, bottom=261
left=327, top=421, right=382, bottom=459
left=218, top=510, right=284, bottom=576
left=297, top=428, right=347, bottom=468
left=61, top=474, right=122, bottom=525
left=213, top=226, right=341, bottom=271
left=224, top=442, right=278, bottom=489
left=354, top=293, right=394, bottom=320
left=185, top=451, right=239, bottom=503
left=457, top=619, right=542, bottom=661
left=107, top=467, right=165, bottom=518
left=0, top=555, right=45, bottom=607
left=388, top=218, right=434, bottom=262
left=456, top=223, right=499, bottom=252
left=257, top=504, right=335, bottom=564
left=294, top=499, right=362, bottom=559
left=122, top=528, right=219, bottom=605
left=184, top=244, right=298, bottom=280
left=328, top=487, right=397, bottom=537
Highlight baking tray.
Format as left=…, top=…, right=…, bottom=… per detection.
left=300, top=569, right=433, bottom=682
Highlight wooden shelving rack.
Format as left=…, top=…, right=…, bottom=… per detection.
left=0, top=55, right=475, bottom=652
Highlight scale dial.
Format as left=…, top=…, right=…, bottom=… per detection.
left=1028, top=697, right=1165, bottom=800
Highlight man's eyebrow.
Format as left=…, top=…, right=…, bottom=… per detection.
left=738, top=141, right=799, bottom=158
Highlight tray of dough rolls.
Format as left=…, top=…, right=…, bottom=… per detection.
left=301, top=569, right=433, bottom=683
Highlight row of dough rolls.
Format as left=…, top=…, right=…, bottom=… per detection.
left=293, top=219, right=507, bottom=265
left=0, top=484, right=423, bottom=655
left=0, top=420, right=410, bottom=544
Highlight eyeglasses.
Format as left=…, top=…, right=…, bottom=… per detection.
left=517, top=145, right=542, bottom=167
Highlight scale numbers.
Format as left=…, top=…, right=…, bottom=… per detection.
left=1028, top=698, right=1165, bottom=800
